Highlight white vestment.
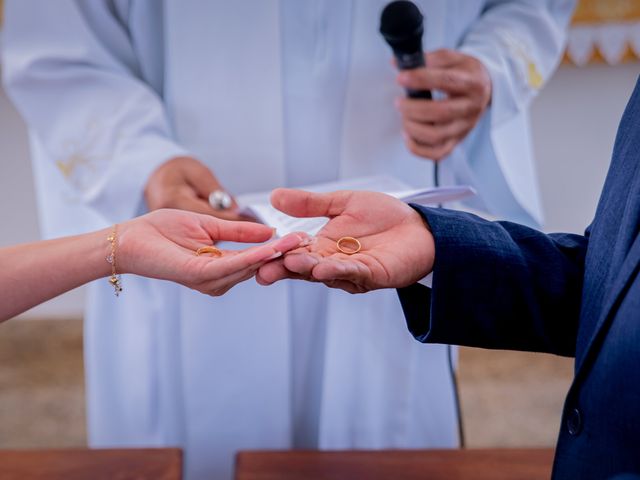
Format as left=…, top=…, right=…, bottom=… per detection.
left=2, top=1, right=574, bottom=479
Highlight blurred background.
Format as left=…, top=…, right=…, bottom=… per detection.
left=0, top=0, right=638, bottom=451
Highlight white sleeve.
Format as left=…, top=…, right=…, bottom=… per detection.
left=459, top=0, right=576, bottom=127
left=1, top=0, right=189, bottom=223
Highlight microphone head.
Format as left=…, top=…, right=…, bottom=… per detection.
left=379, top=1, right=424, bottom=54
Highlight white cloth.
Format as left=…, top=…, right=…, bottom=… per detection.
left=1, top=1, right=574, bottom=479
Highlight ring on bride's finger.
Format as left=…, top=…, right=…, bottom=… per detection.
left=336, top=236, right=361, bottom=255
left=208, top=190, right=233, bottom=210
left=196, top=246, right=223, bottom=257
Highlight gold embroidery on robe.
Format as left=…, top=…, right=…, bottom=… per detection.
left=55, top=120, right=113, bottom=192
left=497, top=29, right=544, bottom=91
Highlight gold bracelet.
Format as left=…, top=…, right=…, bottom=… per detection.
left=106, top=225, right=123, bottom=296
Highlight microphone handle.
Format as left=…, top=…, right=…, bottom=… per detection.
left=395, top=51, right=432, bottom=100
left=407, top=88, right=432, bottom=100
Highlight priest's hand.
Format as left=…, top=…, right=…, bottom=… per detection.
left=145, top=156, right=247, bottom=221
left=119, top=209, right=306, bottom=296
left=394, top=49, right=492, bottom=161
left=256, top=189, right=435, bottom=293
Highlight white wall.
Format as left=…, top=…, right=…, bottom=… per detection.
left=532, top=63, right=639, bottom=234
left=0, top=63, right=638, bottom=318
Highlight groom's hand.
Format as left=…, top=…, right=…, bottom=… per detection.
left=256, top=189, right=435, bottom=293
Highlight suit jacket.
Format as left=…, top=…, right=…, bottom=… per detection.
left=398, top=76, right=640, bottom=480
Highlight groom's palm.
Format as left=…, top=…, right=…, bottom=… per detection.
left=258, top=189, right=435, bottom=293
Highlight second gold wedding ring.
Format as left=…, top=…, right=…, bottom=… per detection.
left=336, top=236, right=361, bottom=255
left=196, top=246, right=223, bottom=257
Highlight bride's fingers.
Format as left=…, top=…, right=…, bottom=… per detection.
left=199, top=235, right=311, bottom=293
left=200, top=264, right=262, bottom=296
left=196, top=250, right=270, bottom=281
left=243, top=232, right=310, bottom=264
left=199, top=233, right=307, bottom=279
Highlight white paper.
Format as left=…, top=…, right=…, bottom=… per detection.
left=236, top=175, right=475, bottom=237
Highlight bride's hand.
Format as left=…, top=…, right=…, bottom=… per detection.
left=118, top=209, right=307, bottom=296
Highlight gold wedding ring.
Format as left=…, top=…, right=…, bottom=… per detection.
left=196, top=246, right=223, bottom=257
left=336, top=236, right=362, bottom=255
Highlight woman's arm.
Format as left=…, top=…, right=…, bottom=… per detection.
left=1, top=227, right=112, bottom=321
left=0, top=209, right=305, bottom=322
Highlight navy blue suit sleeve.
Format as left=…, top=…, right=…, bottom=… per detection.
left=398, top=206, right=589, bottom=357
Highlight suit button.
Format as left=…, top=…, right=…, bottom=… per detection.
left=567, top=408, right=582, bottom=436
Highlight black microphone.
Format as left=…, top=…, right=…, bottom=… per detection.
left=379, top=0, right=432, bottom=100
left=381, top=3, right=464, bottom=447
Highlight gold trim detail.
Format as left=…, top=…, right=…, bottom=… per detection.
left=572, top=0, right=640, bottom=25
